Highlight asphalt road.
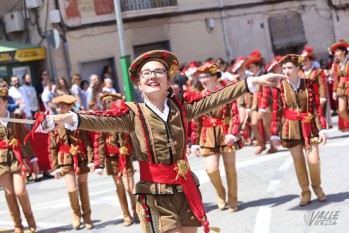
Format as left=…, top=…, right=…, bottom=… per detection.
left=1, top=116, right=349, bottom=233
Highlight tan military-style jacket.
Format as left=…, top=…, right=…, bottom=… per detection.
left=299, top=68, right=327, bottom=99
left=271, top=79, right=324, bottom=141
left=332, top=60, right=349, bottom=97
left=191, top=90, right=240, bottom=150
left=77, top=80, right=248, bottom=195
left=94, top=131, right=131, bottom=167
left=0, top=113, right=35, bottom=175
left=49, top=128, right=93, bottom=170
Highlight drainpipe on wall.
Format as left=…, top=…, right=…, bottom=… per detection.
left=113, top=0, right=136, bottom=101
left=218, top=0, right=233, bottom=62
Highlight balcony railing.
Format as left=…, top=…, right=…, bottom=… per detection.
left=121, top=0, right=178, bottom=12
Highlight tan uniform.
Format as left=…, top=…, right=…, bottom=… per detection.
left=49, top=128, right=93, bottom=175
left=76, top=80, right=249, bottom=232
left=271, top=79, right=325, bottom=148
left=0, top=113, right=37, bottom=232
left=191, top=90, right=243, bottom=155
left=333, top=59, right=349, bottom=97
left=0, top=113, right=35, bottom=176
left=94, top=132, right=134, bottom=176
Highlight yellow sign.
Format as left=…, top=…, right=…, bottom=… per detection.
left=0, top=53, right=12, bottom=62
left=14, top=48, right=46, bottom=62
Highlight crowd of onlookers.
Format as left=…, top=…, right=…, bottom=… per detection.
left=0, top=53, right=338, bottom=124
left=0, top=64, right=119, bottom=121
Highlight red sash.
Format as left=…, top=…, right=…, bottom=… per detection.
left=106, top=144, right=131, bottom=179
left=284, top=109, right=313, bottom=147
left=202, top=117, right=225, bottom=127
left=59, top=144, right=85, bottom=174
left=139, top=159, right=212, bottom=233
left=0, top=138, right=30, bottom=178
left=339, top=76, right=349, bottom=96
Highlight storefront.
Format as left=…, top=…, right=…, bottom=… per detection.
left=0, top=40, right=46, bottom=87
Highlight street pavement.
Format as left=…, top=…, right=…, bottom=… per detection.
left=1, top=116, right=349, bottom=233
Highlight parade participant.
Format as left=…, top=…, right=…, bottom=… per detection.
left=330, top=40, right=349, bottom=128
left=231, top=57, right=252, bottom=145
left=94, top=92, right=138, bottom=226
left=39, top=50, right=285, bottom=233
left=245, top=50, right=274, bottom=154
left=271, top=54, right=327, bottom=206
left=299, top=46, right=328, bottom=129
left=190, top=63, right=243, bottom=212
left=48, top=95, right=94, bottom=230
left=0, top=85, right=39, bottom=233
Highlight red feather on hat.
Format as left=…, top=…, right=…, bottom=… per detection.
left=249, top=49, right=261, bottom=59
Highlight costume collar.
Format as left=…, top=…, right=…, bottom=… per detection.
left=304, top=65, right=314, bottom=76
left=340, top=57, right=348, bottom=71
left=0, top=111, right=10, bottom=127
left=287, top=77, right=301, bottom=91
left=144, top=98, right=169, bottom=122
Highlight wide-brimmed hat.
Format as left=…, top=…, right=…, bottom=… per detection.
left=278, top=54, right=303, bottom=66
left=230, top=56, right=246, bottom=73
left=245, top=49, right=263, bottom=68
left=196, top=63, right=221, bottom=77
left=100, top=92, right=123, bottom=102
left=300, top=45, right=315, bottom=59
left=329, top=39, right=349, bottom=54
left=265, top=55, right=282, bottom=73
left=52, top=95, right=76, bottom=105
left=128, top=50, right=179, bottom=83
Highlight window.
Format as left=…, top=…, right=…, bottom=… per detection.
left=121, top=0, right=177, bottom=12
left=268, top=13, right=307, bottom=55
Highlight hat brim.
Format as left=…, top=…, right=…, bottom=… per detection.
left=128, top=50, right=179, bottom=83
left=244, top=57, right=262, bottom=68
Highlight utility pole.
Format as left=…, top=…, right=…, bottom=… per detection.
left=113, top=0, right=135, bottom=101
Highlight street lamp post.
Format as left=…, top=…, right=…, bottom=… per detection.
left=113, top=0, right=136, bottom=101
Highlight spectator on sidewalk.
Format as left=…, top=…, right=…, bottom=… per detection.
left=86, top=74, right=100, bottom=109
left=20, top=73, right=39, bottom=117
left=102, top=78, right=116, bottom=94
left=70, top=74, right=85, bottom=110
left=41, top=79, right=57, bottom=114
left=8, top=76, right=32, bottom=118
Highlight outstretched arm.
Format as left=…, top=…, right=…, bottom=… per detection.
left=186, top=73, right=287, bottom=120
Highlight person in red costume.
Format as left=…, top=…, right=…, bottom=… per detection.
left=271, top=54, right=327, bottom=206
left=190, top=63, right=243, bottom=212
left=37, top=50, right=286, bottom=233
left=330, top=40, right=349, bottom=131
left=0, top=85, right=39, bottom=233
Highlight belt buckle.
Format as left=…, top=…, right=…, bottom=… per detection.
left=69, top=144, right=79, bottom=156
left=119, top=146, right=129, bottom=155
left=304, top=113, right=313, bottom=123
left=9, top=138, right=18, bottom=147
left=174, top=160, right=190, bottom=180
left=210, top=118, right=216, bottom=126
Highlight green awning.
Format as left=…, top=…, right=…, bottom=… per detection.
left=0, top=40, right=46, bottom=63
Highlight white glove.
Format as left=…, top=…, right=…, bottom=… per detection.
left=225, top=134, right=237, bottom=144
left=94, top=168, right=104, bottom=175
left=36, top=116, right=55, bottom=133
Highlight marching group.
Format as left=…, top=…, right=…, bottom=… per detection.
left=0, top=39, right=348, bottom=233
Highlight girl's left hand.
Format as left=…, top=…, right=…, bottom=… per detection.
left=318, top=134, right=327, bottom=145
left=88, top=163, right=95, bottom=173
left=224, top=134, right=237, bottom=146
left=31, top=162, right=40, bottom=179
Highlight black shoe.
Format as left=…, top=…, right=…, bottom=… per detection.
left=43, top=172, right=54, bottom=178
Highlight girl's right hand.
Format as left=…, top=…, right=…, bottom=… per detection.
left=51, top=169, right=61, bottom=179
left=191, top=147, right=201, bottom=157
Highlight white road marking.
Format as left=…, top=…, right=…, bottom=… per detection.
left=253, top=157, right=293, bottom=233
